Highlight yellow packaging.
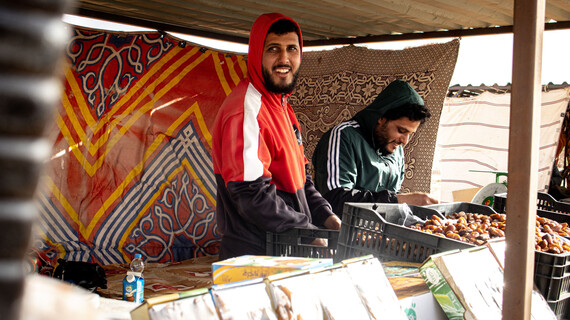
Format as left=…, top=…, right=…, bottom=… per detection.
left=212, top=255, right=332, bottom=284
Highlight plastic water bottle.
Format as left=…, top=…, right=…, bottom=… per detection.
left=123, top=254, right=145, bottom=302
left=130, top=254, right=144, bottom=274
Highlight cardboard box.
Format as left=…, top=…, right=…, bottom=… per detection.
left=265, top=255, right=409, bottom=320
left=266, top=271, right=324, bottom=319
left=419, top=245, right=557, bottom=320
left=485, top=238, right=566, bottom=318
left=452, top=187, right=481, bottom=202
left=211, top=278, right=278, bottom=320
left=399, top=291, right=448, bottom=320
left=342, top=256, right=408, bottom=320
left=419, top=249, right=467, bottom=320
left=212, top=255, right=332, bottom=284
left=130, top=288, right=218, bottom=320
left=132, top=255, right=410, bottom=320
left=123, top=271, right=144, bottom=303
left=310, top=264, right=372, bottom=319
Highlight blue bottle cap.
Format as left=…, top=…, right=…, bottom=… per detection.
left=134, top=254, right=142, bottom=258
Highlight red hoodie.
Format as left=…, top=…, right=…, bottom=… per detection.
left=212, top=13, right=334, bottom=259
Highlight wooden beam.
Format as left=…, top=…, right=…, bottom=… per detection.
left=503, top=0, right=545, bottom=319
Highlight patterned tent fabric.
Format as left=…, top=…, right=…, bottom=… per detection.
left=36, top=27, right=247, bottom=265
left=35, top=27, right=459, bottom=265
left=291, top=40, right=460, bottom=194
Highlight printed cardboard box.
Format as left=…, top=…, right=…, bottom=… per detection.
left=399, top=291, right=447, bottom=320
left=130, top=288, right=218, bottom=320
left=266, top=271, right=324, bottom=319
left=211, top=278, right=278, bottom=320
left=419, top=245, right=557, bottom=320
left=311, top=264, right=371, bottom=320
left=342, top=255, right=408, bottom=320
left=212, top=255, right=332, bottom=284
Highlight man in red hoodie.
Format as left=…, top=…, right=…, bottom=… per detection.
left=212, top=13, right=341, bottom=259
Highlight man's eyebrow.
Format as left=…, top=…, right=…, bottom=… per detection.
left=265, top=42, right=299, bottom=47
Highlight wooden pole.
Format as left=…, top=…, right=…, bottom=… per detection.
left=503, top=0, right=544, bottom=319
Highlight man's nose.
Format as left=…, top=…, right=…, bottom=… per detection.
left=277, top=50, right=290, bottom=64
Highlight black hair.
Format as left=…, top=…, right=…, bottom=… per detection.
left=268, top=19, right=300, bottom=39
left=382, top=102, right=431, bottom=124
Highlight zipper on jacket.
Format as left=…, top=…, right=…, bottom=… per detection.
left=281, top=94, right=303, bottom=147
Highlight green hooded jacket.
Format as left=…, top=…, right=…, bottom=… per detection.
left=312, top=80, right=424, bottom=215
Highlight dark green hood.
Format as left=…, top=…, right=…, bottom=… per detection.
left=351, top=80, right=424, bottom=147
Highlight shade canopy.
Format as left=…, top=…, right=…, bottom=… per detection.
left=72, top=0, right=570, bottom=45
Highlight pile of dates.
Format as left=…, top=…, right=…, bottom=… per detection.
left=409, top=211, right=570, bottom=254
left=536, top=216, right=570, bottom=254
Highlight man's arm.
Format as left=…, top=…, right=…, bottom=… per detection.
left=314, top=126, right=397, bottom=216
left=313, top=126, right=360, bottom=196
left=216, top=109, right=319, bottom=234
left=314, top=124, right=437, bottom=216
left=304, top=173, right=341, bottom=230
left=323, top=188, right=438, bottom=216
left=226, top=176, right=318, bottom=232
left=323, top=187, right=398, bottom=216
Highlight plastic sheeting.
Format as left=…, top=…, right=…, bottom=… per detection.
left=433, top=88, right=570, bottom=203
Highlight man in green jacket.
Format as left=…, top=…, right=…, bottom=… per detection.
left=312, top=80, right=438, bottom=216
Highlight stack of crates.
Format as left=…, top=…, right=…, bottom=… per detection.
left=494, top=192, right=570, bottom=319
left=494, top=191, right=570, bottom=215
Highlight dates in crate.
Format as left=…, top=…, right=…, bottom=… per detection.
left=409, top=212, right=570, bottom=254
left=409, top=212, right=506, bottom=246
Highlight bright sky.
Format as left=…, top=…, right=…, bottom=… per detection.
left=63, top=15, right=569, bottom=86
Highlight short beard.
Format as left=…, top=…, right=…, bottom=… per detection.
left=262, top=66, right=299, bottom=94
left=373, top=122, right=393, bottom=155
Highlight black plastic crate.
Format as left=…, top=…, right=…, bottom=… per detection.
left=335, top=203, right=474, bottom=263
left=547, top=294, right=570, bottom=320
left=441, top=197, right=570, bottom=318
left=534, top=251, right=570, bottom=301
left=494, top=192, right=570, bottom=215
left=535, top=250, right=570, bottom=278
left=334, top=201, right=570, bottom=317
left=430, top=201, right=570, bottom=310
left=537, top=209, right=570, bottom=228
left=536, top=273, right=570, bottom=303
left=265, top=228, right=339, bottom=259
left=424, top=201, right=498, bottom=217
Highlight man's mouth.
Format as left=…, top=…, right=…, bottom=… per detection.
left=274, top=65, right=291, bottom=74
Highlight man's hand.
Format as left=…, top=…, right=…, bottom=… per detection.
left=323, top=215, right=342, bottom=230
left=310, top=215, right=341, bottom=247
left=310, top=238, right=328, bottom=247
left=397, top=192, right=439, bottom=206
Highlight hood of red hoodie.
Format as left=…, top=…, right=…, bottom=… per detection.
left=247, top=13, right=303, bottom=107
